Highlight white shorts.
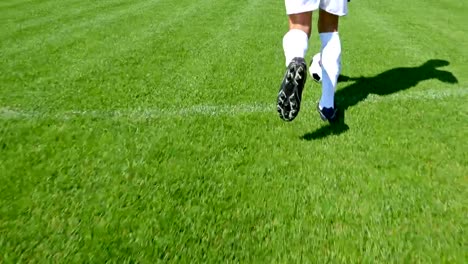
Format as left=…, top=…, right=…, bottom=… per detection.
left=285, top=0, right=348, bottom=16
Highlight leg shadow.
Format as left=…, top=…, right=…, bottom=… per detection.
left=301, top=59, right=458, bottom=140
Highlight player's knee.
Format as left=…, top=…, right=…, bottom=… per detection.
left=289, top=24, right=311, bottom=36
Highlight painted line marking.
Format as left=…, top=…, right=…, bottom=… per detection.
left=1, top=88, right=466, bottom=120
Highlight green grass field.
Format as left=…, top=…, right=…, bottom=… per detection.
left=1, top=0, right=467, bottom=262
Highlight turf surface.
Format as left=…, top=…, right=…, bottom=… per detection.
left=1, top=0, right=467, bottom=262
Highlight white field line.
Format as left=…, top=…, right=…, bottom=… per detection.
left=1, top=88, right=466, bottom=120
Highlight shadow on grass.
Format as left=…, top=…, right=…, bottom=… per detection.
left=301, top=59, right=458, bottom=141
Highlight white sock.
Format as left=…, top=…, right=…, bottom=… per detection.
left=319, top=32, right=341, bottom=108
left=283, top=29, right=309, bottom=67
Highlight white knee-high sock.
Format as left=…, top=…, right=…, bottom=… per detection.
left=319, top=32, right=341, bottom=108
left=283, top=29, right=309, bottom=67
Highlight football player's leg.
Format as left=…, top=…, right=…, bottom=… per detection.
left=318, top=9, right=340, bottom=110
left=278, top=14, right=311, bottom=121
left=278, top=1, right=317, bottom=121
left=317, top=0, right=348, bottom=121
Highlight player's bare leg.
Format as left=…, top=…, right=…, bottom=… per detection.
left=318, top=8, right=339, bottom=33
left=288, top=12, right=312, bottom=36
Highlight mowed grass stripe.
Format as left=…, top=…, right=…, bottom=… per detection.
left=365, top=1, right=466, bottom=61
left=1, top=0, right=145, bottom=40
left=0, top=0, right=215, bottom=106
left=0, top=0, right=56, bottom=9
left=152, top=0, right=278, bottom=106
left=1, top=0, right=274, bottom=110
left=344, top=3, right=429, bottom=70
left=1, top=0, right=88, bottom=21
left=1, top=0, right=163, bottom=54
